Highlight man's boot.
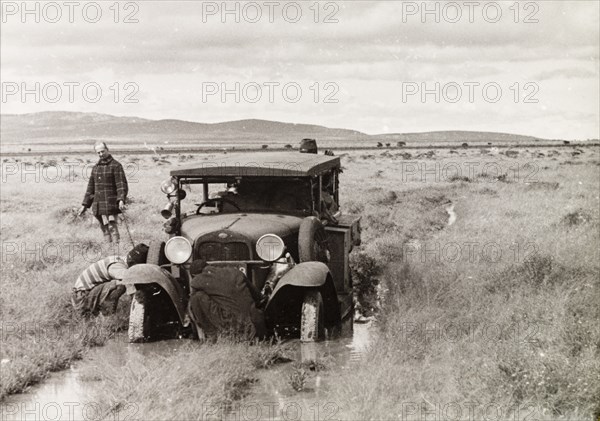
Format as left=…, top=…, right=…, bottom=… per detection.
left=108, top=222, right=120, bottom=244
left=100, top=224, right=112, bottom=243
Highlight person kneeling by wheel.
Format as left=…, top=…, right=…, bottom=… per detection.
left=188, top=260, right=266, bottom=340
left=71, top=243, right=149, bottom=316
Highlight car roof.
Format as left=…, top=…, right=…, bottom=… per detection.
left=170, top=152, right=340, bottom=178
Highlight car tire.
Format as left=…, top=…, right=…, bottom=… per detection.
left=147, top=241, right=167, bottom=266
left=298, top=217, right=327, bottom=262
left=128, top=290, right=150, bottom=343
left=300, top=290, right=325, bottom=342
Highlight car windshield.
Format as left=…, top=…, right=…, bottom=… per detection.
left=191, top=177, right=314, bottom=215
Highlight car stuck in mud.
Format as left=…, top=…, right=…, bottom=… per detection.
left=120, top=152, right=361, bottom=342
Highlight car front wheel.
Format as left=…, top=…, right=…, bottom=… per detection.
left=300, top=290, right=325, bottom=342
left=128, top=289, right=150, bottom=343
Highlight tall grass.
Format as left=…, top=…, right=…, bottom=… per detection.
left=78, top=339, right=259, bottom=420
left=328, top=151, right=600, bottom=420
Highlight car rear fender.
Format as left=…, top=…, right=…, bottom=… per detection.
left=265, top=261, right=340, bottom=327
left=120, top=264, right=188, bottom=324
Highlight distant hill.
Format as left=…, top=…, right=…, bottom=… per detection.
left=0, top=112, right=367, bottom=144
left=0, top=112, right=560, bottom=150
left=373, top=131, right=544, bottom=143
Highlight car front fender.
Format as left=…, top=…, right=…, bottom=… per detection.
left=265, top=261, right=340, bottom=328
left=270, top=261, right=330, bottom=293
left=120, top=264, right=188, bottom=325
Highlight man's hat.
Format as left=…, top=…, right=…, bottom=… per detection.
left=299, top=138, right=318, bottom=154
left=127, top=243, right=149, bottom=267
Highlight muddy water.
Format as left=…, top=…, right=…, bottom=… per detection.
left=1, top=323, right=374, bottom=421
left=0, top=334, right=187, bottom=421
left=226, top=322, right=374, bottom=421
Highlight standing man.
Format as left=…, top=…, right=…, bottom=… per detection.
left=79, top=142, right=128, bottom=243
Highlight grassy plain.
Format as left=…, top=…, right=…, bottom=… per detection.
left=334, top=147, right=600, bottom=420
left=1, top=145, right=598, bottom=419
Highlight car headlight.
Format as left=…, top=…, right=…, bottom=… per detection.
left=256, top=234, right=285, bottom=262
left=160, top=177, right=177, bottom=195
left=164, top=236, right=192, bottom=264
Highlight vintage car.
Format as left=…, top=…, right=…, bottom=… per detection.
left=121, top=152, right=361, bottom=342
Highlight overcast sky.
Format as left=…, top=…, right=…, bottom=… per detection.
left=1, top=1, right=598, bottom=139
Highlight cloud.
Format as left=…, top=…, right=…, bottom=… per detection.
left=534, top=67, right=598, bottom=81
left=0, top=0, right=598, bottom=139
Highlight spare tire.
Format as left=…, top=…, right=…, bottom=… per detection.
left=298, top=217, right=328, bottom=263
left=147, top=241, right=167, bottom=266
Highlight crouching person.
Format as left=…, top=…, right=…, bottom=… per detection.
left=188, top=260, right=266, bottom=340
left=72, top=243, right=149, bottom=316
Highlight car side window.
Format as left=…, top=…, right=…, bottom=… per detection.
left=269, top=179, right=311, bottom=211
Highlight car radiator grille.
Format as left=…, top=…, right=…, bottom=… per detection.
left=197, top=242, right=250, bottom=261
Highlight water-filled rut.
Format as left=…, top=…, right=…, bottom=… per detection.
left=1, top=323, right=374, bottom=421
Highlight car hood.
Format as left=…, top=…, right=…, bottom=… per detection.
left=181, top=213, right=303, bottom=242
